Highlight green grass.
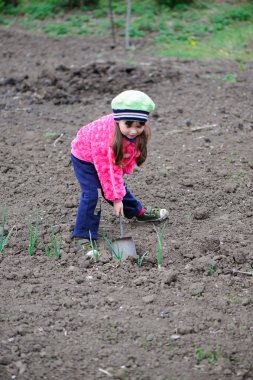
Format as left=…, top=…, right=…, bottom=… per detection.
left=1, top=1, right=253, bottom=60
left=196, top=346, right=221, bottom=364
left=232, top=170, right=245, bottom=179
left=157, top=23, right=253, bottom=61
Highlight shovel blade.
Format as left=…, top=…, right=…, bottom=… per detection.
left=111, top=237, right=137, bottom=260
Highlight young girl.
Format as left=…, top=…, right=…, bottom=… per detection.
left=71, top=90, right=168, bottom=255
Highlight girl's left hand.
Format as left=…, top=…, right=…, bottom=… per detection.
left=113, top=201, right=124, bottom=217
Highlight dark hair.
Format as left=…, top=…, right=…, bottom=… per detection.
left=113, top=121, right=151, bottom=167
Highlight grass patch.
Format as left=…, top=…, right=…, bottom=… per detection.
left=232, top=170, right=245, bottom=179
left=196, top=346, right=221, bottom=364
left=157, top=23, right=253, bottom=61
left=1, top=1, right=253, bottom=60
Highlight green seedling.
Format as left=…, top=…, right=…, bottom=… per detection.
left=106, top=327, right=117, bottom=342
left=196, top=346, right=204, bottom=363
left=102, top=232, right=123, bottom=262
left=196, top=346, right=221, bottom=364
left=51, top=226, right=62, bottom=260
left=0, top=208, right=15, bottom=253
left=153, top=222, right=167, bottom=269
left=206, top=347, right=221, bottom=364
left=233, top=170, right=245, bottom=179
left=0, top=314, right=8, bottom=321
left=208, top=263, right=215, bottom=276
left=222, top=73, right=237, bottom=83
left=225, top=154, right=236, bottom=164
left=89, top=231, right=99, bottom=263
left=137, top=251, right=148, bottom=267
left=28, top=212, right=39, bottom=256
left=39, top=239, right=52, bottom=259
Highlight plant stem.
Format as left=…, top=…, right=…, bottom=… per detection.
left=0, top=208, right=15, bottom=253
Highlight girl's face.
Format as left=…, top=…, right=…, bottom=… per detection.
left=118, top=120, right=146, bottom=139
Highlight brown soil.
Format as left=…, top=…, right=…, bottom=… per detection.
left=0, top=27, right=253, bottom=380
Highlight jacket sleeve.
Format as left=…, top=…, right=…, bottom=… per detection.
left=91, top=140, right=126, bottom=202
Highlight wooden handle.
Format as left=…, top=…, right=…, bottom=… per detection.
left=119, top=216, right=124, bottom=238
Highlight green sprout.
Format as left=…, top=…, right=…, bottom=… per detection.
left=222, top=73, right=237, bottom=83
left=0, top=208, right=15, bottom=253
left=137, top=251, right=148, bottom=267
left=89, top=231, right=99, bottom=263
left=206, top=347, right=221, bottom=364
left=28, top=212, right=39, bottom=256
left=39, top=239, right=52, bottom=259
left=225, top=154, right=236, bottom=164
left=196, top=346, right=204, bottom=363
left=196, top=346, right=221, bottom=364
left=208, top=263, right=215, bottom=276
left=153, top=222, right=167, bottom=269
left=102, top=232, right=123, bottom=262
left=51, top=225, right=62, bottom=260
left=233, top=170, right=245, bottom=179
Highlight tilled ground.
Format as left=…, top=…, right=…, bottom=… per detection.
left=0, top=27, right=253, bottom=380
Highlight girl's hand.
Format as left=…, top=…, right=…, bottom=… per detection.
left=113, top=201, right=124, bottom=217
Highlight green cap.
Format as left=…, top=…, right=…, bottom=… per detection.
left=111, top=90, right=155, bottom=122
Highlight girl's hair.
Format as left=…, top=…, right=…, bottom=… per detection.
left=113, top=121, right=151, bottom=167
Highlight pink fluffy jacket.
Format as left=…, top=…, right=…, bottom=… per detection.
left=71, top=114, right=140, bottom=202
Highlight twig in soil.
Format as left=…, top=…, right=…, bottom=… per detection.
left=98, top=368, right=113, bottom=377
left=190, top=124, right=217, bottom=132
left=53, top=133, right=64, bottom=146
left=231, top=269, right=253, bottom=277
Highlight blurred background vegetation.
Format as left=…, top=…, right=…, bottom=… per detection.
left=0, top=0, right=253, bottom=61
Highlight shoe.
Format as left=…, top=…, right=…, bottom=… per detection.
left=74, top=238, right=99, bottom=258
left=136, top=207, right=169, bottom=222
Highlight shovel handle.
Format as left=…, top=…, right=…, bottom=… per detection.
left=119, top=216, right=124, bottom=238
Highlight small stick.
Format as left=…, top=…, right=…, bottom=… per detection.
left=98, top=368, right=113, bottom=377
left=53, top=133, right=64, bottom=146
left=231, top=269, right=253, bottom=277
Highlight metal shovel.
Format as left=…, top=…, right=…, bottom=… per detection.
left=111, top=216, right=137, bottom=260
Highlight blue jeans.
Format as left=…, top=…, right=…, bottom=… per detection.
left=71, top=154, right=143, bottom=240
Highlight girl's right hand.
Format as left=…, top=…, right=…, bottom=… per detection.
left=113, top=201, right=124, bottom=217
